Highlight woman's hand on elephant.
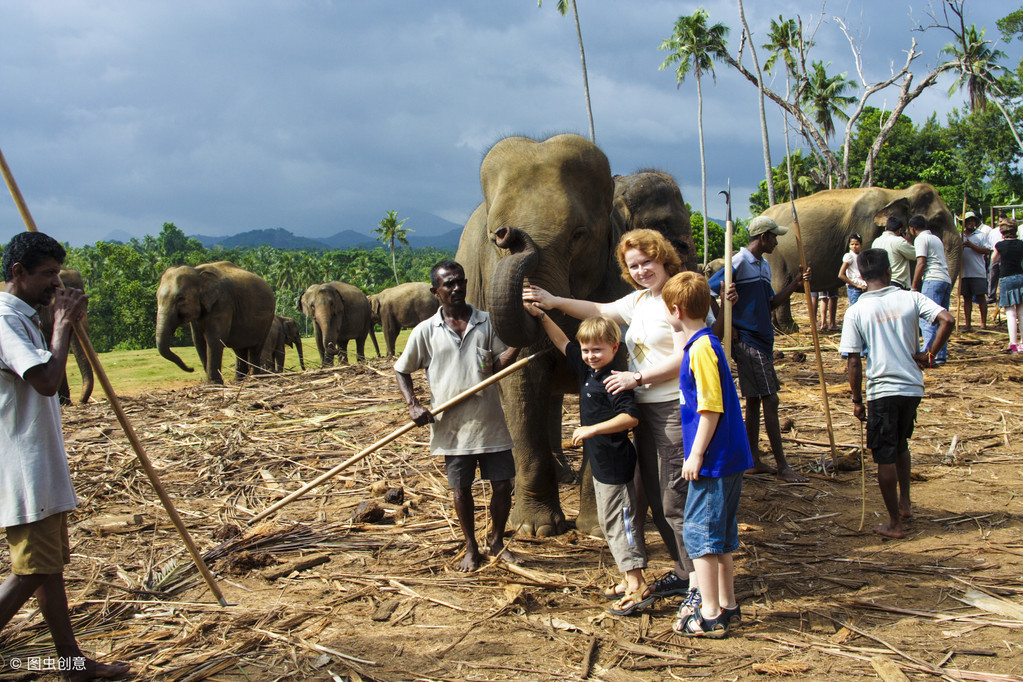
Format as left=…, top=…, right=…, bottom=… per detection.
left=522, top=285, right=555, bottom=310
left=604, top=370, right=638, bottom=395
left=571, top=425, right=596, bottom=446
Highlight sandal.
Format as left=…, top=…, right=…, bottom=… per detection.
left=601, top=582, right=627, bottom=601
left=722, top=603, right=742, bottom=628
left=673, top=606, right=729, bottom=638
left=608, top=584, right=655, bottom=616
left=672, top=587, right=702, bottom=624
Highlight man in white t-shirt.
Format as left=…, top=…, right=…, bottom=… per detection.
left=961, top=211, right=992, bottom=331
left=840, top=248, right=954, bottom=539
left=909, top=215, right=952, bottom=364
left=1, top=232, right=129, bottom=680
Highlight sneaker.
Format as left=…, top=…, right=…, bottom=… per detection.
left=650, top=571, right=689, bottom=599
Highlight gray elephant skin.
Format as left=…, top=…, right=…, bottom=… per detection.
left=368, top=282, right=438, bottom=357
left=456, top=134, right=693, bottom=536
left=261, top=314, right=305, bottom=372
left=761, top=183, right=963, bottom=330
left=156, top=261, right=275, bottom=383
left=300, top=282, right=379, bottom=365
left=36, top=269, right=94, bottom=405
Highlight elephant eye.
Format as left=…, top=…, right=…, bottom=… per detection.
left=571, top=227, right=589, bottom=243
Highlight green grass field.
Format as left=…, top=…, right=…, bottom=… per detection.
left=65, top=329, right=412, bottom=397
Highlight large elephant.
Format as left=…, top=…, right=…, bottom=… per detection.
left=612, top=170, right=696, bottom=273
left=156, top=261, right=275, bottom=383
left=36, top=269, right=94, bottom=405
left=300, top=282, right=379, bottom=365
left=261, top=314, right=305, bottom=372
left=368, top=282, right=437, bottom=357
left=456, top=135, right=692, bottom=536
left=761, top=183, right=963, bottom=331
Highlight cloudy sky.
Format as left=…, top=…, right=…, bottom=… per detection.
left=0, top=1, right=1018, bottom=246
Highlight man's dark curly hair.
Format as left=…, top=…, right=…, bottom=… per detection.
left=2, top=232, right=66, bottom=281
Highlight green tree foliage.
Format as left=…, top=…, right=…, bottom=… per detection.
left=800, top=61, right=856, bottom=142
left=998, top=8, right=1023, bottom=42
left=748, top=150, right=829, bottom=215
left=690, top=212, right=750, bottom=263
left=373, top=210, right=411, bottom=285
left=56, top=234, right=453, bottom=353
left=846, top=107, right=945, bottom=190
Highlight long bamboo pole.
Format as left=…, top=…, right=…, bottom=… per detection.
left=0, top=146, right=227, bottom=606
left=249, top=349, right=546, bottom=525
left=719, top=183, right=733, bottom=356
left=955, top=193, right=967, bottom=328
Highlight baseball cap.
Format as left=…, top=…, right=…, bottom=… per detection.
left=747, top=216, right=789, bottom=238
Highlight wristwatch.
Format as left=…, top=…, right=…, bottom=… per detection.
left=633, top=371, right=643, bottom=385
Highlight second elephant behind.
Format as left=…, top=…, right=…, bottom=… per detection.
left=368, top=282, right=438, bottom=357
left=300, top=281, right=379, bottom=365
left=261, top=315, right=305, bottom=372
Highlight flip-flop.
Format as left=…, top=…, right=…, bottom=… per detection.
left=607, top=585, right=655, bottom=616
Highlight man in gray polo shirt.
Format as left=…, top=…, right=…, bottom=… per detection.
left=395, top=260, right=520, bottom=571
left=0, top=231, right=129, bottom=680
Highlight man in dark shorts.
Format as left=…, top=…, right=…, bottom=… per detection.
left=840, top=249, right=954, bottom=538
left=395, top=260, right=520, bottom=571
left=1, top=232, right=130, bottom=680
left=709, top=216, right=810, bottom=483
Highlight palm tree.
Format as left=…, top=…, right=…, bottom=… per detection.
left=374, top=210, right=412, bottom=284
left=941, top=24, right=1023, bottom=151
left=659, top=8, right=729, bottom=266
left=737, top=0, right=775, bottom=206
left=538, top=0, right=595, bottom=142
left=800, top=61, right=857, bottom=142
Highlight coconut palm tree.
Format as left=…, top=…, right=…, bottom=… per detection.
left=659, top=8, right=729, bottom=266
left=374, top=210, right=411, bottom=285
left=539, top=0, right=595, bottom=142
left=800, top=61, right=857, bottom=142
left=737, top=0, right=775, bottom=206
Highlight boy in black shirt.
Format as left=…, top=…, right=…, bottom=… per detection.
left=525, top=305, right=649, bottom=615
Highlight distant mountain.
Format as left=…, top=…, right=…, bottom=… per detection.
left=101, top=229, right=134, bottom=244
left=189, top=222, right=463, bottom=251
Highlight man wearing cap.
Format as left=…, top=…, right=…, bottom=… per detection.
left=709, top=216, right=810, bottom=483
left=872, top=216, right=917, bottom=290
left=961, top=211, right=992, bottom=331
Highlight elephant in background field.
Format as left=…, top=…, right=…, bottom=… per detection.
left=455, top=136, right=693, bottom=536
left=36, top=269, right=94, bottom=405
left=261, top=315, right=305, bottom=372
left=761, top=183, right=963, bottom=331
left=300, top=282, right=379, bottom=365
left=157, top=261, right=275, bottom=383
left=368, top=282, right=437, bottom=357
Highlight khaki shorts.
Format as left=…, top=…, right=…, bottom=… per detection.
left=5, top=512, right=71, bottom=575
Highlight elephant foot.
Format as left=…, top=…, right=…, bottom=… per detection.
left=574, top=509, right=602, bottom=539
left=510, top=497, right=567, bottom=537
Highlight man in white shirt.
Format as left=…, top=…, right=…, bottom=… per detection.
left=840, top=248, right=954, bottom=539
left=0, top=232, right=129, bottom=680
left=872, top=216, right=917, bottom=290
left=909, top=215, right=952, bottom=364
left=961, top=211, right=992, bottom=331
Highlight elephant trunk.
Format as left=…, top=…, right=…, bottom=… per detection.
left=486, top=226, right=542, bottom=348
left=156, top=310, right=194, bottom=373
left=294, top=337, right=305, bottom=370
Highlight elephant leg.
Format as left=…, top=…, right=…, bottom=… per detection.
left=235, top=352, right=247, bottom=381
left=206, top=341, right=225, bottom=384
left=772, top=298, right=798, bottom=333
left=355, top=336, right=366, bottom=363
left=384, top=320, right=398, bottom=357
left=503, top=368, right=568, bottom=537
left=191, top=325, right=209, bottom=373
left=548, top=395, right=576, bottom=484
left=575, top=454, right=602, bottom=537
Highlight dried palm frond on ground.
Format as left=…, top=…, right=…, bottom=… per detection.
left=2, top=303, right=1023, bottom=681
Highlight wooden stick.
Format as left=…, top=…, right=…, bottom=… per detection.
left=0, top=145, right=227, bottom=606
left=955, top=193, right=967, bottom=329
left=720, top=183, right=733, bottom=356
left=248, top=350, right=547, bottom=524
left=787, top=200, right=840, bottom=469
left=858, top=420, right=866, bottom=532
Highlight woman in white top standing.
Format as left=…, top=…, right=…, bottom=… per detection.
left=838, top=233, right=867, bottom=309
left=524, top=229, right=701, bottom=601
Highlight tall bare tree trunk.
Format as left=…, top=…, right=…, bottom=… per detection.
left=737, top=0, right=774, bottom=206
left=570, top=0, right=595, bottom=142
left=697, top=70, right=708, bottom=267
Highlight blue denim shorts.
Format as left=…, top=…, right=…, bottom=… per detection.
left=683, top=471, right=743, bottom=558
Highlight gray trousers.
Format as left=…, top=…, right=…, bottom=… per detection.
left=593, top=478, right=646, bottom=572
left=635, top=399, right=693, bottom=576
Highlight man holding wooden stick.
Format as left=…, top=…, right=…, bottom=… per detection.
left=840, top=248, right=954, bottom=539
left=0, top=232, right=129, bottom=680
left=395, top=260, right=520, bottom=572
left=708, top=216, right=810, bottom=483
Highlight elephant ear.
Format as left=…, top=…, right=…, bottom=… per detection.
left=874, top=197, right=910, bottom=227
left=610, top=193, right=632, bottom=237
left=299, top=288, right=313, bottom=317
left=198, top=269, right=221, bottom=311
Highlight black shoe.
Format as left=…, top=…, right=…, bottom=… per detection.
left=650, top=571, right=689, bottom=598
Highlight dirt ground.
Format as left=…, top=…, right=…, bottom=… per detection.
left=2, top=298, right=1022, bottom=681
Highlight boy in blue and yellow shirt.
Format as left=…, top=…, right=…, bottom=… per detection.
left=662, top=272, right=753, bottom=638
